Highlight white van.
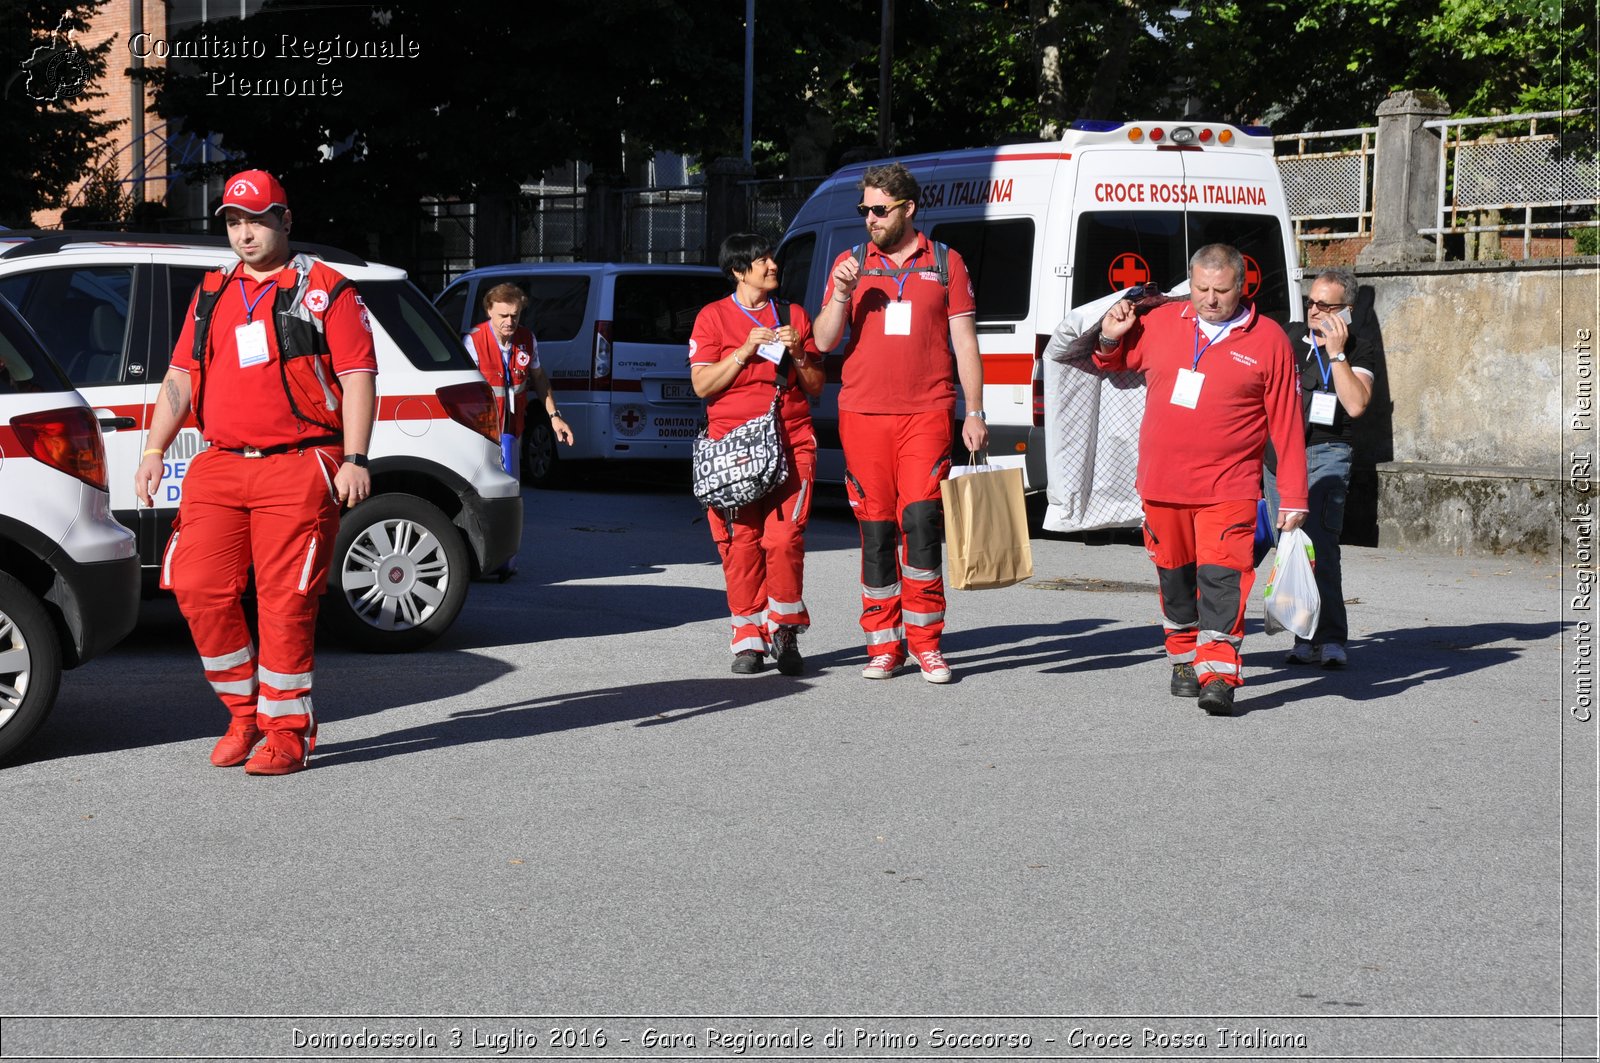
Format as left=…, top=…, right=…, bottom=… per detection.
left=434, top=263, right=730, bottom=485
left=774, top=119, right=1301, bottom=488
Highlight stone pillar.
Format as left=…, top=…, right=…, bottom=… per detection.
left=704, top=156, right=755, bottom=264
left=1357, top=90, right=1450, bottom=267
left=584, top=171, right=626, bottom=262
left=473, top=193, right=516, bottom=268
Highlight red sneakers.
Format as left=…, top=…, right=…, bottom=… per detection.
left=244, top=731, right=309, bottom=775
left=209, top=718, right=262, bottom=767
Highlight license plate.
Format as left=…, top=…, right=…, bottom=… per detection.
left=659, top=381, right=695, bottom=401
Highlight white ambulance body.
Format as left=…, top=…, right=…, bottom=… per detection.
left=774, top=119, right=1301, bottom=501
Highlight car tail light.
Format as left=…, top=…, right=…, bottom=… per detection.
left=436, top=381, right=500, bottom=443
left=1032, top=353, right=1046, bottom=428
left=11, top=406, right=109, bottom=489
left=593, top=320, right=612, bottom=382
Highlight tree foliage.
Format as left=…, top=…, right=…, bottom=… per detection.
left=139, top=0, right=1588, bottom=253
left=0, top=0, right=118, bottom=225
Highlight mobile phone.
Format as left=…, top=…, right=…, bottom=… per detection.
left=1336, top=307, right=1353, bottom=326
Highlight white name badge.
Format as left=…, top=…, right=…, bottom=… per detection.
left=1170, top=368, right=1204, bottom=408
left=1309, top=390, right=1339, bottom=425
left=235, top=319, right=270, bottom=369
left=884, top=300, right=912, bottom=336
left=756, top=340, right=787, bottom=364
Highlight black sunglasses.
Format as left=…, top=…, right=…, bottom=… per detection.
left=1307, top=299, right=1352, bottom=312
left=856, top=199, right=908, bottom=218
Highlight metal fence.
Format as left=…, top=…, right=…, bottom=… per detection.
left=516, top=191, right=586, bottom=263
left=1273, top=126, right=1376, bottom=243
left=1274, top=110, right=1598, bottom=260
left=1418, top=110, right=1598, bottom=260
left=745, top=175, right=827, bottom=245
left=620, top=185, right=704, bottom=263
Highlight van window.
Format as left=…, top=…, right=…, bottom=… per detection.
left=613, top=274, right=729, bottom=345
left=775, top=233, right=815, bottom=309
left=1072, top=210, right=1292, bottom=324
left=469, top=275, right=591, bottom=343
left=929, top=219, right=1035, bottom=322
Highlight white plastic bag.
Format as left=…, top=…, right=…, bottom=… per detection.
left=1261, top=527, right=1321, bottom=639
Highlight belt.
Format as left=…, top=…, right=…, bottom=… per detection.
left=215, top=436, right=340, bottom=458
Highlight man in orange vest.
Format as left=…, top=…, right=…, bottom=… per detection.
left=135, top=169, right=376, bottom=775
left=465, top=283, right=572, bottom=578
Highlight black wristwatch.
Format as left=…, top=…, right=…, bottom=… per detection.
left=342, top=453, right=369, bottom=468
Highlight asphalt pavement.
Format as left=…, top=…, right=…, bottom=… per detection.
left=1, top=473, right=1592, bottom=1063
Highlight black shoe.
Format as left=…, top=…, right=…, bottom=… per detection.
left=731, top=650, right=764, bottom=675
left=771, top=626, right=804, bottom=676
left=1198, top=679, right=1235, bottom=716
left=1170, top=662, right=1200, bottom=697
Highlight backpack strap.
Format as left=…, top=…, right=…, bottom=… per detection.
left=854, top=240, right=950, bottom=289
left=772, top=299, right=792, bottom=392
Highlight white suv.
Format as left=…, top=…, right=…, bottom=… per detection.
left=0, top=232, right=522, bottom=653
left=0, top=293, right=139, bottom=763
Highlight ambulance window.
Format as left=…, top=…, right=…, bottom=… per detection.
left=0, top=266, right=134, bottom=387
left=1072, top=211, right=1291, bottom=324
left=358, top=280, right=478, bottom=371
left=613, top=274, right=730, bottom=345
left=775, top=233, right=815, bottom=309
left=929, top=219, right=1034, bottom=322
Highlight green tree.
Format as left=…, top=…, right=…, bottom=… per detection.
left=0, top=0, right=118, bottom=225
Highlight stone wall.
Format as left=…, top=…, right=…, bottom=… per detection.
left=1338, top=258, right=1599, bottom=556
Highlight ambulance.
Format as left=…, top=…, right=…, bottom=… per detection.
left=774, top=119, right=1301, bottom=491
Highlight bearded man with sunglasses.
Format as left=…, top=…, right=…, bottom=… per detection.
left=813, top=162, right=987, bottom=684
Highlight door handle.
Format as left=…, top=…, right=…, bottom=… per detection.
left=97, top=415, right=137, bottom=430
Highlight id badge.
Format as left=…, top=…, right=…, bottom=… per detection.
left=235, top=320, right=270, bottom=369
left=756, top=340, right=787, bottom=364
left=884, top=300, right=912, bottom=336
left=1170, top=368, right=1204, bottom=409
left=1309, top=390, right=1339, bottom=425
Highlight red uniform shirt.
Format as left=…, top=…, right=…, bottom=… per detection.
left=688, top=296, right=817, bottom=438
left=171, top=265, right=377, bottom=450
left=821, top=231, right=976, bottom=414
left=1095, top=300, right=1309, bottom=510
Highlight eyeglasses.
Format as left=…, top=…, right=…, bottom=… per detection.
left=856, top=199, right=908, bottom=218
left=1307, top=299, right=1352, bottom=312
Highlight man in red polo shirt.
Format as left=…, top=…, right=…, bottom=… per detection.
left=134, top=169, right=377, bottom=774
left=813, top=162, right=988, bottom=684
left=1096, top=243, right=1307, bottom=717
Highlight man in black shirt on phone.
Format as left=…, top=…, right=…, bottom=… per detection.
left=1264, top=267, right=1375, bottom=668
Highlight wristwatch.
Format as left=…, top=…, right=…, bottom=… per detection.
left=1329, top=351, right=1347, bottom=363
left=1097, top=332, right=1119, bottom=349
left=549, top=409, right=564, bottom=420
left=966, top=410, right=987, bottom=422
left=342, top=453, right=368, bottom=468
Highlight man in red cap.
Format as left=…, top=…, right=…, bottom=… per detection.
left=135, top=169, right=377, bottom=774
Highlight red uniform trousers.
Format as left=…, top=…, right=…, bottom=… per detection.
left=162, top=447, right=342, bottom=747
left=1141, top=498, right=1259, bottom=687
left=840, top=409, right=952, bottom=659
left=708, top=437, right=815, bottom=654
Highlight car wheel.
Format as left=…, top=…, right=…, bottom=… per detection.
left=522, top=414, right=563, bottom=488
left=0, top=570, right=63, bottom=764
left=325, top=493, right=471, bottom=653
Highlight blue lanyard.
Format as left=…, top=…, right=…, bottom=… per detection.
left=1191, top=321, right=1223, bottom=371
left=730, top=295, right=778, bottom=329
left=237, top=278, right=276, bottom=323
left=1306, top=330, right=1333, bottom=391
left=884, top=247, right=923, bottom=302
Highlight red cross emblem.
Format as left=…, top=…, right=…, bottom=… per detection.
left=619, top=408, right=642, bottom=430
left=1241, top=254, right=1262, bottom=298
left=1107, top=253, right=1150, bottom=292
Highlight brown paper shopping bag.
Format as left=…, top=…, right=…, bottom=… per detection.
left=940, top=466, right=1033, bottom=590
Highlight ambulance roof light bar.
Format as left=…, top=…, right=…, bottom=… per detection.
left=1064, top=119, right=1274, bottom=152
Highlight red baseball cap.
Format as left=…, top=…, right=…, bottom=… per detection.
left=215, top=170, right=289, bottom=216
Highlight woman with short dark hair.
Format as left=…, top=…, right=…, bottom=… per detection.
left=689, top=234, right=825, bottom=675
